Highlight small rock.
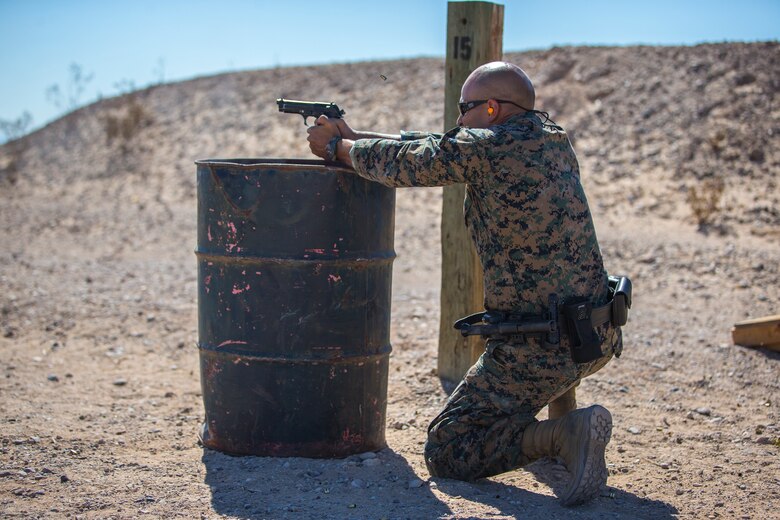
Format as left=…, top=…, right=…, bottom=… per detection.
left=47, top=374, right=59, bottom=382
left=694, top=407, right=712, bottom=416
left=113, top=378, right=127, bottom=387
left=363, top=458, right=382, bottom=467
left=358, top=451, right=377, bottom=460
left=350, top=479, right=364, bottom=488
left=408, top=478, right=425, bottom=489
left=676, top=489, right=684, bottom=496
left=627, top=426, right=641, bottom=435
left=60, top=475, right=69, bottom=483
left=659, top=462, right=671, bottom=470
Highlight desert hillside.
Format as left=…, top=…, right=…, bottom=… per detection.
left=0, top=42, right=778, bottom=519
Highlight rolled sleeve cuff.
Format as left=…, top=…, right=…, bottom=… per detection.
left=400, top=130, right=434, bottom=141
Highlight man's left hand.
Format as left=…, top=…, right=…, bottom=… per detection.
left=307, top=115, right=341, bottom=159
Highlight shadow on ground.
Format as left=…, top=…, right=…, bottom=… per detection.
left=518, top=458, right=679, bottom=519
left=202, top=447, right=451, bottom=519
left=202, top=446, right=677, bottom=519
left=433, top=472, right=678, bottom=519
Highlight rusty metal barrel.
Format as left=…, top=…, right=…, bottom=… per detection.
left=195, top=158, right=395, bottom=457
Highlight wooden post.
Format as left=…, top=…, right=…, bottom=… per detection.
left=438, top=1, right=504, bottom=383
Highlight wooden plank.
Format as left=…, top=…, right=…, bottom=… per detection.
left=438, top=1, right=504, bottom=383
left=732, top=314, right=780, bottom=351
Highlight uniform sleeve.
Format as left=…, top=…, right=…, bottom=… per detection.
left=349, top=128, right=492, bottom=188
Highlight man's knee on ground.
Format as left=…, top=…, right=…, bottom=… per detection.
left=424, top=438, right=478, bottom=481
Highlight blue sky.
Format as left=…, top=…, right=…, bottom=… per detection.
left=1, top=0, right=778, bottom=138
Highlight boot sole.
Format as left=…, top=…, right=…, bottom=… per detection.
left=560, top=405, right=612, bottom=506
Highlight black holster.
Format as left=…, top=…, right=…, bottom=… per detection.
left=562, top=298, right=603, bottom=363
left=562, top=275, right=633, bottom=364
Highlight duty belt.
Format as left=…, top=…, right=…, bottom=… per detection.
left=454, top=295, right=562, bottom=343
left=454, top=276, right=632, bottom=363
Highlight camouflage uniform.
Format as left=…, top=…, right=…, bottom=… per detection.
left=348, top=112, right=622, bottom=481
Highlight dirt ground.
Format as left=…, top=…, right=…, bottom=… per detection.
left=1, top=42, right=779, bottom=519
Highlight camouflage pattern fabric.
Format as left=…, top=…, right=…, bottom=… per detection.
left=423, top=329, right=619, bottom=480
left=348, top=112, right=622, bottom=480
left=350, top=112, right=611, bottom=315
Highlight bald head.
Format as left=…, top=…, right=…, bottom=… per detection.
left=464, top=62, right=535, bottom=111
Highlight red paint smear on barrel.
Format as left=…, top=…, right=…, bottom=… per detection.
left=341, top=427, right=363, bottom=444
left=226, top=221, right=240, bottom=252
left=232, top=283, right=250, bottom=295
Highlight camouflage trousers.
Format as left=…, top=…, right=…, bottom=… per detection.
left=424, top=328, right=619, bottom=481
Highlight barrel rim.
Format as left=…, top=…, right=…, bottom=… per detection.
left=195, top=158, right=355, bottom=173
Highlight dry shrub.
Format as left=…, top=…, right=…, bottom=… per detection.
left=687, top=178, right=725, bottom=228
left=104, top=96, right=152, bottom=144
left=707, top=129, right=726, bottom=154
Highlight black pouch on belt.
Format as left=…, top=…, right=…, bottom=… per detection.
left=562, top=298, right=604, bottom=364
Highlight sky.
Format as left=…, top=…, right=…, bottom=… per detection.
left=0, top=0, right=778, bottom=139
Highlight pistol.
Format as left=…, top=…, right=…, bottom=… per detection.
left=276, top=98, right=345, bottom=125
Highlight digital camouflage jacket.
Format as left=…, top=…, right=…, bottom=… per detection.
left=348, top=112, right=610, bottom=315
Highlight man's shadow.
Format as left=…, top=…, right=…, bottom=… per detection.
left=202, top=446, right=452, bottom=519
left=431, top=459, right=678, bottom=519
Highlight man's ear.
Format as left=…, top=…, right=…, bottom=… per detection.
left=487, top=99, right=499, bottom=118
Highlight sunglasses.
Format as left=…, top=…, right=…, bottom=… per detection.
left=458, top=99, right=527, bottom=116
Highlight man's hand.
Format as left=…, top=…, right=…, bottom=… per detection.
left=306, top=116, right=341, bottom=159
left=307, top=116, right=360, bottom=156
